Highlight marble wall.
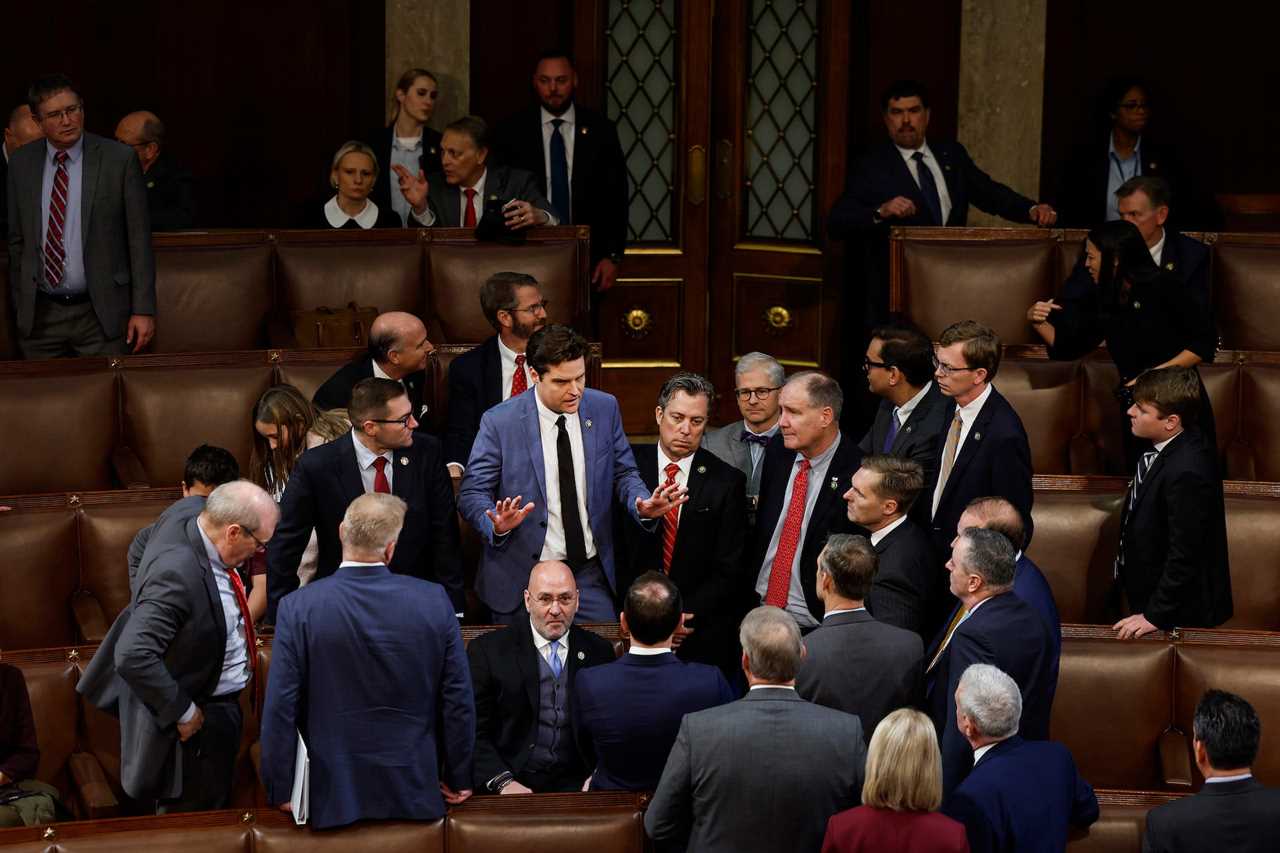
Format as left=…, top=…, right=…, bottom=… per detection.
left=385, top=0, right=470, bottom=128
left=957, top=0, right=1047, bottom=226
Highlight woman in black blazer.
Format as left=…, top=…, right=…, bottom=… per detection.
left=368, top=67, right=444, bottom=226
left=308, top=141, right=401, bottom=230
left=1027, top=219, right=1217, bottom=467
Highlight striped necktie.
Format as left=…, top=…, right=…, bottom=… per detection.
left=44, top=151, right=70, bottom=287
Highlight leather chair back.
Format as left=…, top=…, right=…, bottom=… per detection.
left=0, top=369, right=118, bottom=494
left=9, top=655, right=81, bottom=793
left=1213, top=239, right=1280, bottom=350
left=0, top=509, right=80, bottom=648
left=1026, top=490, right=1123, bottom=624
left=1237, top=363, right=1280, bottom=482
left=446, top=795, right=646, bottom=853
left=77, top=496, right=172, bottom=628
left=1222, top=495, right=1280, bottom=630
left=996, top=359, right=1083, bottom=474
left=151, top=236, right=273, bottom=353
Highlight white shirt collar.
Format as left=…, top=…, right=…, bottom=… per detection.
left=896, top=381, right=932, bottom=422
left=529, top=618, right=566, bottom=653
left=1149, top=230, right=1166, bottom=265
left=350, top=429, right=392, bottom=471
left=541, top=103, right=576, bottom=128
left=973, top=742, right=998, bottom=765
left=532, top=384, right=572, bottom=428
left=392, top=132, right=423, bottom=151
left=823, top=606, right=866, bottom=620
left=895, top=139, right=934, bottom=162
left=958, top=382, right=993, bottom=417
left=324, top=196, right=381, bottom=229
left=869, top=513, right=909, bottom=547
left=496, top=334, right=523, bottom=362
left=1153, top=430, right=1182, bottom=453
left=460, top=168, right=488, bottom=198
left=196, top=519, right=228, bottom=571
left=46, top=136, right=84, bottom=166
left=744, top=420, right=780, bottom=438
left=1205, top=773, right=1253, bottom=784
left=748, top=684, right=796, bottom=692
left=371, top=359, right=393, bottom=381
left=657, top=443, right=695, bottom=479
left=627, top=646, right=673, bottom=656
left=338, top=560, right=385, bottom=568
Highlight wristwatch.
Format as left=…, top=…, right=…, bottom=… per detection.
left=487, top=770, right=515, bottom=793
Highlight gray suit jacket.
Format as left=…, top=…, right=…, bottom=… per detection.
left=6, top=132, right=155, bottom=338
left=702, top=419, right=769, bottom=498
left=426, top=164, right=551, bottom=227
left=645, top=687, right=866, bottom=853
left=77, top=514, right=230, bottom=800
left=796, top=609, right=924, bottom=741
left=127, top=495, right=206, bottom=595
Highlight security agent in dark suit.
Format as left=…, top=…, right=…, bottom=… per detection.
left=2, top=103, right=44, bottom=235
left=645, top=606, right=867, bottom=853
left=620, top=372, right=749, bottom=676
left=844, top=455, right=941, bottom=637
left=1112, top=368, right=1232, bottom=640
left=928, top=321, right=1034, bottom=559
left=113, top=112, right=196, bottom=231
left=312, top=311, right=433, bottom=419
left=748, top=371, right=864, bottom=630
left=8, top=74, right=155, bottom=357
left=444, top=272, right=548, bottom=481
left=1144, top=690, right=1280, bottom=853
left=796, top=534, right=924, bottom=741
left=942, top=664, right=1098, bottom=853
left=393, top=115, right=555, bottom=234
left=925, top=529, right=1056, bottom=796
left=77, top=482, right=278, bottom=811
left=494, top=50, right=628, bottom=293
left=574, top=572, right=734, bottom=791
left=467, top=561, right=615, bottom=794
left=266, top=378, right=465, bottom=621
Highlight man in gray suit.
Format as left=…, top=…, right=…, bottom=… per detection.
left=796, top=534, right=924, bottom=741
left=645, top=606, right=867, bottom=853
left=6, top=74, right=155, bottom=358
left=701, top=351, right=784, bottom=522
left=78, top=481, right=277, bottom=812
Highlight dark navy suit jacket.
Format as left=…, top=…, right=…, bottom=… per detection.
left=444, top=335, right=502, bottom=469
left=943, top=736, right=1099, bottom=853
left=260, top=564, right=474, bottom=830
left=573, top=651, right=734, bottom=791
left=1015, top=553, right=1061, bottom=707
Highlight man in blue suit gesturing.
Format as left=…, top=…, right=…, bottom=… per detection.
left=459, top=324, right=687, bottom=622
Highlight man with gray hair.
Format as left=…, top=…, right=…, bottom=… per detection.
left=943, top=663, right=1098, bottom=852
left=78, top=480, right=278, bottom=812
left=260, top=493, right=475, bottom=829
left=312, top=311, right=434, bottom=418
left=926, top=527, right=1057, bottom=796
left=646, top=606, right=866, bottom=852
left=703, top=351, right=784, bottom=520
left=114, top=110, right=196, bottom=230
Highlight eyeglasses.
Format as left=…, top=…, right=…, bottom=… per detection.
left=862, top=357, right=893, bottom=373
left=932, top=355, right=974, bottom=376
left=240, top=525, right=268, bottom=553
left=734, top=386, right=781, bottom=401
left=533, top=592, right=576, bottom=607
left=367, top=411, right=414, bottom=427
left=41, top=103, right=82, bottom=122
left=1117, top=100, right=1150, bottom=112
left=508, top=299, right=550, bottom=315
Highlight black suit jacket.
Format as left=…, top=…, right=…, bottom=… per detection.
left=143, top=153, right=197, bottom=231
left=621, top=445, right=748, bottom=672
left=929, top=387, right=1034, bottom=555
left=925, top=592, right=1057, bottom=795
left=796, top=609, right=923, bottom=740
left=859, top=382, right=948, bottom=510
left=444, top=335, right=503, bottom=468
left=867, top=516, right=943, bottom=637
left=265, top=431, right=464, bottom=619
left=311, top=353, right=429, bottom=419
left=426, top=164, right=551, bottom=228
left=466, top=622, right=615, bottom=791
left=1118, top=428, right=1232, bottom=629
left=366, top=124, right=443, bottom=221
left=1143, top=777, right=1280, bottom=853
left=494, top=105, right=628, bottom=264
left=748, top=433, right=864, bottom=622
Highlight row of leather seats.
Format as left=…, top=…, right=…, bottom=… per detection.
left=0, top=227, right=590, bottom=360
left=891, top=226, right=1280, bottom=351
left=0, top=345, right=602, bottom=497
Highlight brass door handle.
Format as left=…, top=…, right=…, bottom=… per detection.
left=688, top=145, right=707, bottom=206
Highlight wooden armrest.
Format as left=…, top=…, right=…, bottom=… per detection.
left=111, top=445, right=151, bottom=489
left=67, top=752, right=119, bottom=819
left=71, top=591, right=109, bottom=643
left=1159, top=728, right=1193, bottom=787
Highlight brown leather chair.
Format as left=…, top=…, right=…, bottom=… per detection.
left=273, top=348, right=369, bottom=406
left=1053, top=634, right=1178, bottom=790
left=0, top=256, right=17, bottom=361
left=996, top=359, right=1084, bottom=474
left=446, top=793, right=646, bottom=853
left=1236, top=362, right=1280, bottom=482
left=1221, top=496, right=1280, bottom=630
left=0, top=509, right=80, bottom=649
left=1026, top=488, right=1124, bottom=624
left=0, top=368, right=118, bottom=495
left=253, top=810, right=445, bottom=852
left=151, top=235, right=274, bottom=353
left=1067, top=792, right=1184, bottom=853
left=1212, top=237, right=1280, bottom=351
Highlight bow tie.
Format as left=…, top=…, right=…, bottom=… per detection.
left=740, top=431, right=771, bottom=447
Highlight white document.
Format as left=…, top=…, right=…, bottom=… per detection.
left=290, top=730, right=310, bottom=825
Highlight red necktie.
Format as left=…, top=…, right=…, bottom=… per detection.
left=44, top=151, right=69, bottom=287
left=511, top=353, right=528, bottom=397
left=463, top=188, right=477, bottom=227
left=225, top=568, right=256, bottom=676
left=764, top=459, right=810, bottom=607
left=372, top=456, right=390, bottom=494
left=661, top=463, right=680, bottom=574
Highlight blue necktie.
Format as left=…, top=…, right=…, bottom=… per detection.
left=548, top=640, right=563, bottom=678
left=549, top=118, right=571, bottom=225
left=912, top=151, right=944, bottom=225
left=882, top=409, right=901, bottom=453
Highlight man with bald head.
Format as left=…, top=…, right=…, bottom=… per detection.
left=2, top=102, right=44, bottom=233
left=313, top=310, right=434, bottom=419
left=79, top=480, right=278, bottom=811
left=114, top=110, right=195, bottom=230
left=466, top=560, right=615, bottom=794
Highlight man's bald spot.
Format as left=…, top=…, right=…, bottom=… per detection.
left=527, top=560, right=577, bottom=593
left=371, top=311, right=426, bottom=347
left=962, top=497, right=1025, bottom=550
left=116, top=110, right=160, bottom=137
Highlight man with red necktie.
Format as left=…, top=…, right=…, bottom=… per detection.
left=445, top=272, right=549, bottom=482
left=747, top=372, right=864, bottom=632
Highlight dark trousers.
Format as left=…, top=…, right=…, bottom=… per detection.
left=20, top=294, right=127, bottom=359
left=157, top=695, right=242, bottom=814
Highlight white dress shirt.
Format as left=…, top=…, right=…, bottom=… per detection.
left=972, top=742, right=997, bottom=765
left=627, top=646, right=673, bottom=657
left=531, top=619, right=569, bottom=670
left=894, top=381, right=933, bottom=429
left=756, top=433, right=845, bottom=628
left=748, top=684, right=797, bottom=692
left=323, top=196, right=382, bottom=229
left=498, top=334, right=534, bottom=401
left=869, top=513, right=909, bottom=548
left=1149, top=230, right=1166, bottom=266
left=534, top=391, right=597, bottom=561
left=411, top=169, right=488, bottom=227
left=351, top=430, right=394, bottom=493
left=541, top=104, right=577, bottom=207
left=931, top=383, right=994, bottom=518
left=896, top=141, right=953, bottom=225
left=656, top=444, right=694, bottom=524
left=823, top=606, right=867, bottom=620
left=1204, top=773, right=1253, bottom=784
left=179, top=521, right=251, bottom=723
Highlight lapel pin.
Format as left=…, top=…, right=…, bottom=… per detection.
left=577, top=651, right=585, bottom=660
left=697, top=465, right=707, bottom=474
left=146, top=180, right=155, bottom=189
left=905, top=425, right=913, bottom=433
left=488, top=194, right=498, bottom=202
left=585, top=419, right=593, bottom=429
left=1149, top=162, right=1158, bottom=170
left=399, top=457, right=409, bottom=466
left=1165, top=262, right=1175, bottom=271
left=581, top=126, right=589, bottom=135
left=1134, top=301, right=1142, bottom=310
left=973, top=432, right=982, bottom=441
left=830, top=476, right=840, bottom=491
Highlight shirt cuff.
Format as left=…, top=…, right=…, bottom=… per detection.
left=542, top=209, right=559, bottom=226
left=178, top=702, right=197, bottom=725
left=411, top=206, right=436, bottom=226
left=447, top=462, right=465, bottom=475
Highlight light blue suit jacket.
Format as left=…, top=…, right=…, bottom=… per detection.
left=458, top=387, right=652, bottom=612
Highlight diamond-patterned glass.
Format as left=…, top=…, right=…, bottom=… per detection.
left=745, top=0, right=818, bottom=241
left=607, top=0, right=679, bottom=244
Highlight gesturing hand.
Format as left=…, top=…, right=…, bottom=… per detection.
left=486, top=496, right=536, bottom=535
left=1026, top=300, right=1061, bottom=324
left=635, top=481, right=689, bottom=520
left=392, top=164, right=430, bottom=214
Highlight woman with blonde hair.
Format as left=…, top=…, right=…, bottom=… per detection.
left=309, top=141, right=401, bottom=230
left=822, top=708, right=969, bottom=852
left=246, top=385, right=350, bottom=619
left=368, top=67, right=444, bottom=226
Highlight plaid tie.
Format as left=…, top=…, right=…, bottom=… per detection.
left=44, top=151, right=70, bottom=287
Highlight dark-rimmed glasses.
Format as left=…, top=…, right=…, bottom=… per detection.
left=734, top=386, right=781, bottom=402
